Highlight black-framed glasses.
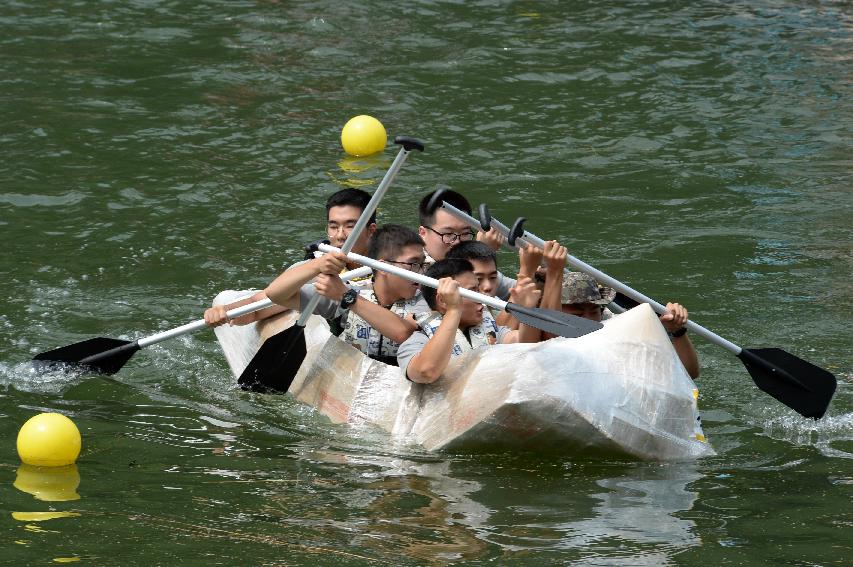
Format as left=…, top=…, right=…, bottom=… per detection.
left=424, top=226, right=475, bottom=245
left=384, top=259, right=428, bottom=273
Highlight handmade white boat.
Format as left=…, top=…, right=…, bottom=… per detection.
left=213, top=291, right=713, bottom=461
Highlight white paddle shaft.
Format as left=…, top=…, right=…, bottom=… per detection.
left=137, top=266, right=373, bottom=348
left=317, top=244, right=510, bottom=313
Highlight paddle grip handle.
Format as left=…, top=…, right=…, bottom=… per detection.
left=317, top=244, right=509, bottom=313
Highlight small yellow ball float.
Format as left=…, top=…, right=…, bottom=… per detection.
left=340, top=115, right=387, bottom=156
left=16, top=412, right=81, bottom=467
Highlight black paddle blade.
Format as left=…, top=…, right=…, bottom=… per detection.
left=32, top=338, right=140, bottom=375
left=738, top=347, right=837, bottom=419
left=237, top=326, right=307, bottom=394
left=506, top=303, right=603, bottom=338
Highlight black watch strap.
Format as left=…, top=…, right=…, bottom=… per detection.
left=668, top=327, right=688, bottom=338
left=340, top=288, right=358, bottom=310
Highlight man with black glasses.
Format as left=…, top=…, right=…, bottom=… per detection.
left=417, top=189, right=518, bottom=302
left=417, top=188, right=477, bottom=265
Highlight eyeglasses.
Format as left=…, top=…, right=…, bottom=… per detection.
left=424, top=226, right=475, bottom=245
left=384, top=259, right=428, bottom=273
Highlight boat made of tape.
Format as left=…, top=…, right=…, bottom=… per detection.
left=213, top=291, right=713, bottom=461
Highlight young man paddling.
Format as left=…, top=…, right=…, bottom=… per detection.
left=264, top=224, right=429, bottom=364
left=396, top=258, right=541, bottom=383
left=558, top=271, right=701, bottom=379
left=447, top=239, right=567, bottom=332
left=204, top=187, right=376, bottom=328
left=417, top=188, right=514, bottom=300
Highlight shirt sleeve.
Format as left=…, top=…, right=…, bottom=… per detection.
left=406, top=292, right=432, bottom=317
left=298, top=284, right=343, bottom=320
left=396, top=331, right=430, bottom=380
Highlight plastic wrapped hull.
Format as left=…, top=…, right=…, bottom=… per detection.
left=214, top=292, right=713, bottom=461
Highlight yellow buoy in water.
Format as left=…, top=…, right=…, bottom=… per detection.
left=340, top=115, right=387, bottom=156
left=16, top=413, right=81, bottom=467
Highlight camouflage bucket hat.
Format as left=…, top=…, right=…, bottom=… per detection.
left=560, top=272, right=616, bottom=305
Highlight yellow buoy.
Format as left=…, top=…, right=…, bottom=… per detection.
left=340, top=115, right=387, bottom=156
left=16, top=413, right=81, bottom=467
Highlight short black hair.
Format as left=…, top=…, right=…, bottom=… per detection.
left=326, top=187, right=376, bottom=225
left=418, top=189, right=471, bottom=227
left=368, top=224, right=424, bottom=260
left=446, top=240, right=496, bottom=264
left=422, top=258, right=474, bottom=309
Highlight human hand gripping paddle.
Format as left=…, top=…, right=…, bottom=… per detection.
left=30, top=267, right=373, bottom=375
left=237, top=136, right=425, bottom=393
left=437, top=201, right=837, bottom=419
left=317, top=244, right=603, bottom=339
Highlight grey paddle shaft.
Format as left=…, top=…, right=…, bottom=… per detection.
left=318, top=244, right=511, bottom=313
left=438, top=201, right=531, bottom=251
left=440, top=203, right=742, bottom=355
left=296, top=145, right=414, bottom=327
left=136, top=266, right=373, bottom=349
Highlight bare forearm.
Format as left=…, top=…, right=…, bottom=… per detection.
left=264, top=262, right=318, bottom=308
left=541, top=268, right=563, bottom=312
left=408, top=309, right=461, bottom=383
left=673, top=335, right=700, bottom=379
left=229, top=291, right=287, bottom=325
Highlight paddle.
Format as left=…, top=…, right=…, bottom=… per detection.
left=31, top=267, right=374, bottom=375
left=317, top=244, right=603, bottom=338
left=238, top=135, right=425, bottom=393
left=439, top=202, right=837, bottom=419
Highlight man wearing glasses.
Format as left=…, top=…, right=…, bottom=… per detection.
left=417, top=189, right=478, bottom=265
left=417, top=189, right=518, bottom=302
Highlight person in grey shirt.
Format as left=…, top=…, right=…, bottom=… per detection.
left=397, top=259, right=542, bottom=383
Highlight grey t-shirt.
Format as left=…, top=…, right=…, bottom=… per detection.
left=396, top=320, right=512, bottom=380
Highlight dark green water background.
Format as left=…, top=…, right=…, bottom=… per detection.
left=2, top=1, right=850, bottom=564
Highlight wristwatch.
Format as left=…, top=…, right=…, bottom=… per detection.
left=340, top=288, right=358, bottom=311
left=668, top=327, right=688, bottom=339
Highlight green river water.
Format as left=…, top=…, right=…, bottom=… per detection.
left=1, top=1, right=851, bottom=565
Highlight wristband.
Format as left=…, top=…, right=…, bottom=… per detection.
left=340, top=288, right=358, bottom=311
left=668, top=327, right=688, bottom=339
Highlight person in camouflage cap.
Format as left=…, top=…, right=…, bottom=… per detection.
left=559, top=272, right=617, bottom=321
left=559, top=271, right=700, bottom=379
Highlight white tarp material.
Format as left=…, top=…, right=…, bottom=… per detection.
left=213, top=291, right=714, bottom=461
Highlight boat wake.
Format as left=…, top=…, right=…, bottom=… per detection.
left=753, top=395, right=853, bottom=459
left=0, top=360, right=89, bottom=394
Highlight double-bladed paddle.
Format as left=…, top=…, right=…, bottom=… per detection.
left=31, top=267, right=373, bottom=375
left=237, top=135, right=425, bottom=393
left=438, top=201, right=837, bottom=419
left=317, top=244, right=603, bottom=339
